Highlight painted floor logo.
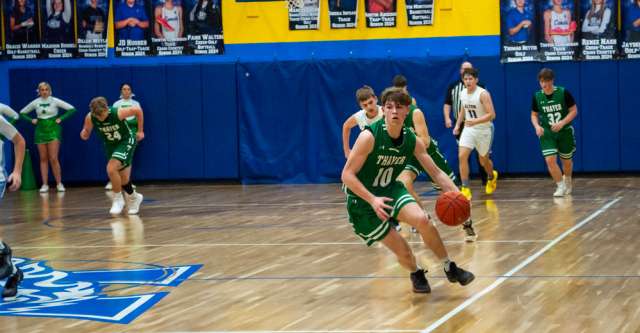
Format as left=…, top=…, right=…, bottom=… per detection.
left=0, top=258, right=201, bottom=324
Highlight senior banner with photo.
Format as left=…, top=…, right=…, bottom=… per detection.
left=406, top=0, right=433, bottom=26
left=328, top=0, right=356, bottom=29
left=500, top=0, right=540, bottom=62
left=288, top=0, right=320, bottom=30
left=77, top=0, right=109, bottom=57
left=3, top=0, right=42, bottom=59
left=151, top=0, right=188, bottom=56
left=538, top=0, right=579, bottom=61
left=113, top=0, right=152, bottom=56
left=621, top=0, right=640, bottom=59
left=185, top=0, right=224, bottom=54
left=365, top=0, right=396, bottom=27
left=579, top=0, right=617, bottom=60
left=40, top=0, right=77, bottom=58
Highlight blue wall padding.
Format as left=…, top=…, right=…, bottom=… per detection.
left=7, top=56, right=640, bottom=184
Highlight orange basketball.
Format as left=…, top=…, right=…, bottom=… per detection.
left=435, top=191, right=471, bottom=226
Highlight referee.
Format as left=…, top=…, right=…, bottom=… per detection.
left=443, top=61, right=488, bottom=186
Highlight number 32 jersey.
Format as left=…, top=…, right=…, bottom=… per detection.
left=91, top=107, right=134, bottom=148
left=347, top=119, right=417, bottom=197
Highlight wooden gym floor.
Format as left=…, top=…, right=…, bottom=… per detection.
left=0, top=177, right=638, bottom=332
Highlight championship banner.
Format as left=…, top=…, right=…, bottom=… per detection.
left=76, top=0, right=108, bottom=57
left=185, top=0, right=223, bottom=54
left=578, top=0, right=617, bottom=60
left=40, top=0, right=77, bottom=58
left=538, top=0, right=579, bottom=61
left=365, top=0, right=396, bottom=27
left=3, top=0, right=42, bottom=59
left=621, top=0, right=640, bottom=59
left=406, top=0, right=433, bottom=26
left=287, top=0, right=320, bottom=30
left=328, top=0, right=356, bottom=29
left=113, top=0, right=152, bottom=56
left=500, top=0, right=540, bottom=62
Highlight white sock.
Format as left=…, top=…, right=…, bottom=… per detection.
left=556, top=182, right=564, bottom=187
left=443, top=259, right=452, bottom=271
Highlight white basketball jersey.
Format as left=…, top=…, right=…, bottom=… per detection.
left=551, top=10, right=571, bottom=45
left=353, top=106, right=382, bottom=130
left=460, top=86, right=491, bottom=129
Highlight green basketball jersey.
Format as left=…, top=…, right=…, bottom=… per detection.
left=534, top=86, right=571, bottom=130
left=404, top=105, right=417, bottom=130
left=347, top=119, right=417, bottom=197
left=91, top=107, right=134, bottom=147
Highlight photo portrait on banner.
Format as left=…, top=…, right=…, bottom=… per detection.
left=328, top=0, right=356, bottom=29
left=365, top=0, right=396, bottom=27
left=114, top=0, right=151, bottom=56
left=500, top=0, right=539, bottom=62
left=4, top=0, right=42, bottom=59
left=579, top=0, right=617, bottom=60
left=40, top=0, right=77, bottom=58
left=538, top=0, right=579, bottom=61
left=288, top=0, right=320, bottom=30
left=406, top=0, right=433, bottom=26
left=151, top=0, right=188, bottom=56
left=621, top=0, right=640, bottom=58
left=185, top=0, right=223, bottom=54
left=77, top=0, right=109, bottom=57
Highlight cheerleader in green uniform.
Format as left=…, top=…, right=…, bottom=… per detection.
left=19, top=82, right=76, bottom=193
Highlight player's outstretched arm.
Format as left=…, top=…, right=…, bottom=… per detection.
left=341, top=130, right=392, bottom=221
left=342, top=115, right=358, bottom=159
left=80, top=113, right=94, bottom=140
left=414, top=139, right=458, bottom=193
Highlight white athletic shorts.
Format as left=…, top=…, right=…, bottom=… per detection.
left=459, top=124, right=494, bottom=156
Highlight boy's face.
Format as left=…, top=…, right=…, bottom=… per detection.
left=463, top=74, right=477, bottom=89
left=359, top=96, right=378, bottom=115
left=383, top=100, right=408, bottom=126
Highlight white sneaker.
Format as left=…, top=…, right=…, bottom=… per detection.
left=127, top=192, right=143, bottom=215
left=110, top=193, right=125, bottom=215
left=105, top=182, right=112, bottom=190
left=56, top=183, right=66, bottom=192
left=553, top=183, right=566, bottom=197
left=39, top=184, right=49, bottom=193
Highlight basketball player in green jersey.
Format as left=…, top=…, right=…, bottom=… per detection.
left=105, top=83, right=144, bottom=190
left=396, top=103, right=478, bottom=241
left=80, top=97, right=144, bottom=215
left=342, top=87, right=474, bottom=293
left=531, top=68, right=578, bottom=197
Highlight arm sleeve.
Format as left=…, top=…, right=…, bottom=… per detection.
left=564, top=90, right=576, bottom=108
left=0, top=116, right=18, bottom=140
left=54, top=97, right=77, bottom=121
left=19, top=100, right=36, bottom=122
left=0, top=104, right=19, bottom=120
left=531, top=95, right=539, bottom=113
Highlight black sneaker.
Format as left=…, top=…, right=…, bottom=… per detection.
left=444, top=262, right=475, bottom=286
left=462, top=220, right=477, bottom=242
left=2, top=268, right=23, bottom=298
left=0, top=242, right=14, bottom=280
left=410, top=269, right=431, bottom=293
